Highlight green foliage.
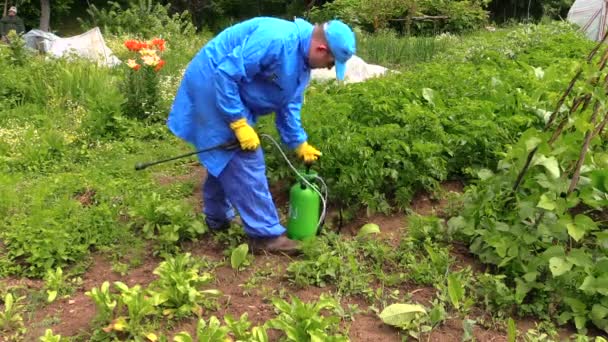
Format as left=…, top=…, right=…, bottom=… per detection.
left=448, top=35, right=608, bottom=332
left=130, top=192, right=208, bottom=254
left=230, top=243, right=251, bottom=271
left=264, top=22, right=592, bottom=214
left=286, top=233, right=376, bottom=298
left=173, top=314, right=269, bottom=342
left=85, top=281, right=117, bottom=324
left=308, top=0, right=489, bottom=34
left=287, top=229, right=453, bottom=301
left=0, top=293, right=25, bottom=338
left=43, top=267, right=73, bottom=303
left=6, top=31, right=29, bottom=66
left=357, top=30, right=451, bottom=68
left=267, top=294, right=348, bottom=342
left=39, top=328, right=67, bottom=342
left=149, top=253, right=220, bottom=318
left=79, top=0, right=195, bottom=38
left=378, top=303, right=431, bottom=339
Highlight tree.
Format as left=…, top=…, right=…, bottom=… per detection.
left=40, top=0, right=50, bottom=31
left=10, top=0, right=73, bottom=32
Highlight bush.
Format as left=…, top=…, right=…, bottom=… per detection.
left=78, top=0, right=194, bottom=38
left=308, top=0, right=489, bottom=35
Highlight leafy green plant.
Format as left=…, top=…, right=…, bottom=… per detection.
left=395, top=238, right=451, bottom=285
left=286, top=233, right=374, bottom=298
left=107, top=282, right=156, bottom=337
left=6, top=31, right=29, bottom=66
left=239, top=269, right=273, bottom=296
left=130, top=193, right=207, bottom=254
left=267, top=294, right=348, bottom=341
left=149, top=253, right=220, bottom=318
left=0, top=293, right=26, bottom=339
left=85, top=281, right=117, bottom=324
left=39, top=329, right=66, bottom=342
left=224, top=313, right=252, bottom=341
left=443, top=270, right=474, bottom=315
left=43, top=267, right=73, bottom=303
left=230, top=243, right=251, bottom=271
left=173, top=316, right=229, bottom=342
left=379, top=303, right=431, bottom=340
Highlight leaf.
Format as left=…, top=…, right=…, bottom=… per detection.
left=251, top=326, right=269, bottom=342
left=590, top=170, right=608, bottom=192
left=47, top=290, right=57, bottom=303
left=533, top=67, right=544, bottom=79
left=525, top=137, right=542, bottom=152
left=575, top=214, right=598, bottom=232
left=567, top=249, right=593, bottom=268
left=507, top=318, right=517, bottom=342
left=111, top=316, right=128, bottom=332
left=379, top=303, right=427, bottom=328
left=358, top=223, right=380, bottom=237
left=477, top=169, right=494, bottom=180
left=532, top=155, right=560, bottom=178
left=594, top=231, right=608, bottom=249
left=230, top=243, right=249, bottom=270
left=146, top=332, right=158, bottom=341
left=422, top=88, right=435, bottom=106
left=173, top=332, right=193, bottom=342
left=549, top=257, right=572, bottom=277
left=566, top=223, right=586, bottom=242
left=579, top=276, right=596, bottom=294
left=447, top=274, right=464, bottom=310
left=537, top=193, right=556, bottom=211
left=592, top=304, right=608, bottom=321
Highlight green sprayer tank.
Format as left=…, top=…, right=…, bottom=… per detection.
left=287, top=170, right=321, bottom=240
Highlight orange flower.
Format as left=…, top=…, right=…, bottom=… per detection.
left=154, top=59, right=166, bottom=72
left=151, top=38, right=166, bottom=52
left=124, top=39, right=148, bottom=52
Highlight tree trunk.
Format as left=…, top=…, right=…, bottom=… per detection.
left=3, top=0, right=7, bottom=17
left=40, top=0, right=51, bottom=31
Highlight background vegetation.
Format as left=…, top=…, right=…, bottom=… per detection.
left=2, top=0, right=608, bottom=340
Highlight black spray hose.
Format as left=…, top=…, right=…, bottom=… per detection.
left=134, top=141, right=240, bottom=171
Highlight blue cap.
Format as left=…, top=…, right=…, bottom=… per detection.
left=324, top=20, right=356, bottom=81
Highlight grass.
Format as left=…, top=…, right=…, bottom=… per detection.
left=356, top=30, right=454, bottom=68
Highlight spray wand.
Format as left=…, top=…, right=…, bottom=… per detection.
left=133, top=134, right=328, bottom=233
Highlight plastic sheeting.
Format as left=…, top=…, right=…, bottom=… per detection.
left=311, top=55, right=394, bottom=83
left=23, top=27, right=120, bottom=66
left=567, top=0, right=608, bottom=41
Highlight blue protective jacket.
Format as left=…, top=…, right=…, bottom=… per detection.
left=167, top=17, right=313, bottom=177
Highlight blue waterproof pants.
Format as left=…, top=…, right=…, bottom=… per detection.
left=203, top=148, right=286, bottom=238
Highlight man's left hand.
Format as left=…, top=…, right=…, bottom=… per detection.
left=295, top=142, right=322, bottom=163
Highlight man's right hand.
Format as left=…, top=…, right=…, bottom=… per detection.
left=230, top=118, right=260, bottom=150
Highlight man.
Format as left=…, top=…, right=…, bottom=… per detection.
left=167, top=17, right=355, bottom=253
left=0, top=6, right=25, bottom=42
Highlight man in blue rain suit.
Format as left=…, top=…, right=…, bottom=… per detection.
left=167, top=17, right=356, bottom=254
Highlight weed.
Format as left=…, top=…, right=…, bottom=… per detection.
left=267, top=294, right=348, bottom=341
left=240, top=268, right=273, bottom=296
left=0, top=293, right=26, bottom=340
left=149, top=253, right=220, bottom=318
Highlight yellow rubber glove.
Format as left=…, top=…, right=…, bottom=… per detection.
left=230, top=118, right=260, bottom=150
left=295, top=142, right=322, bottom=163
